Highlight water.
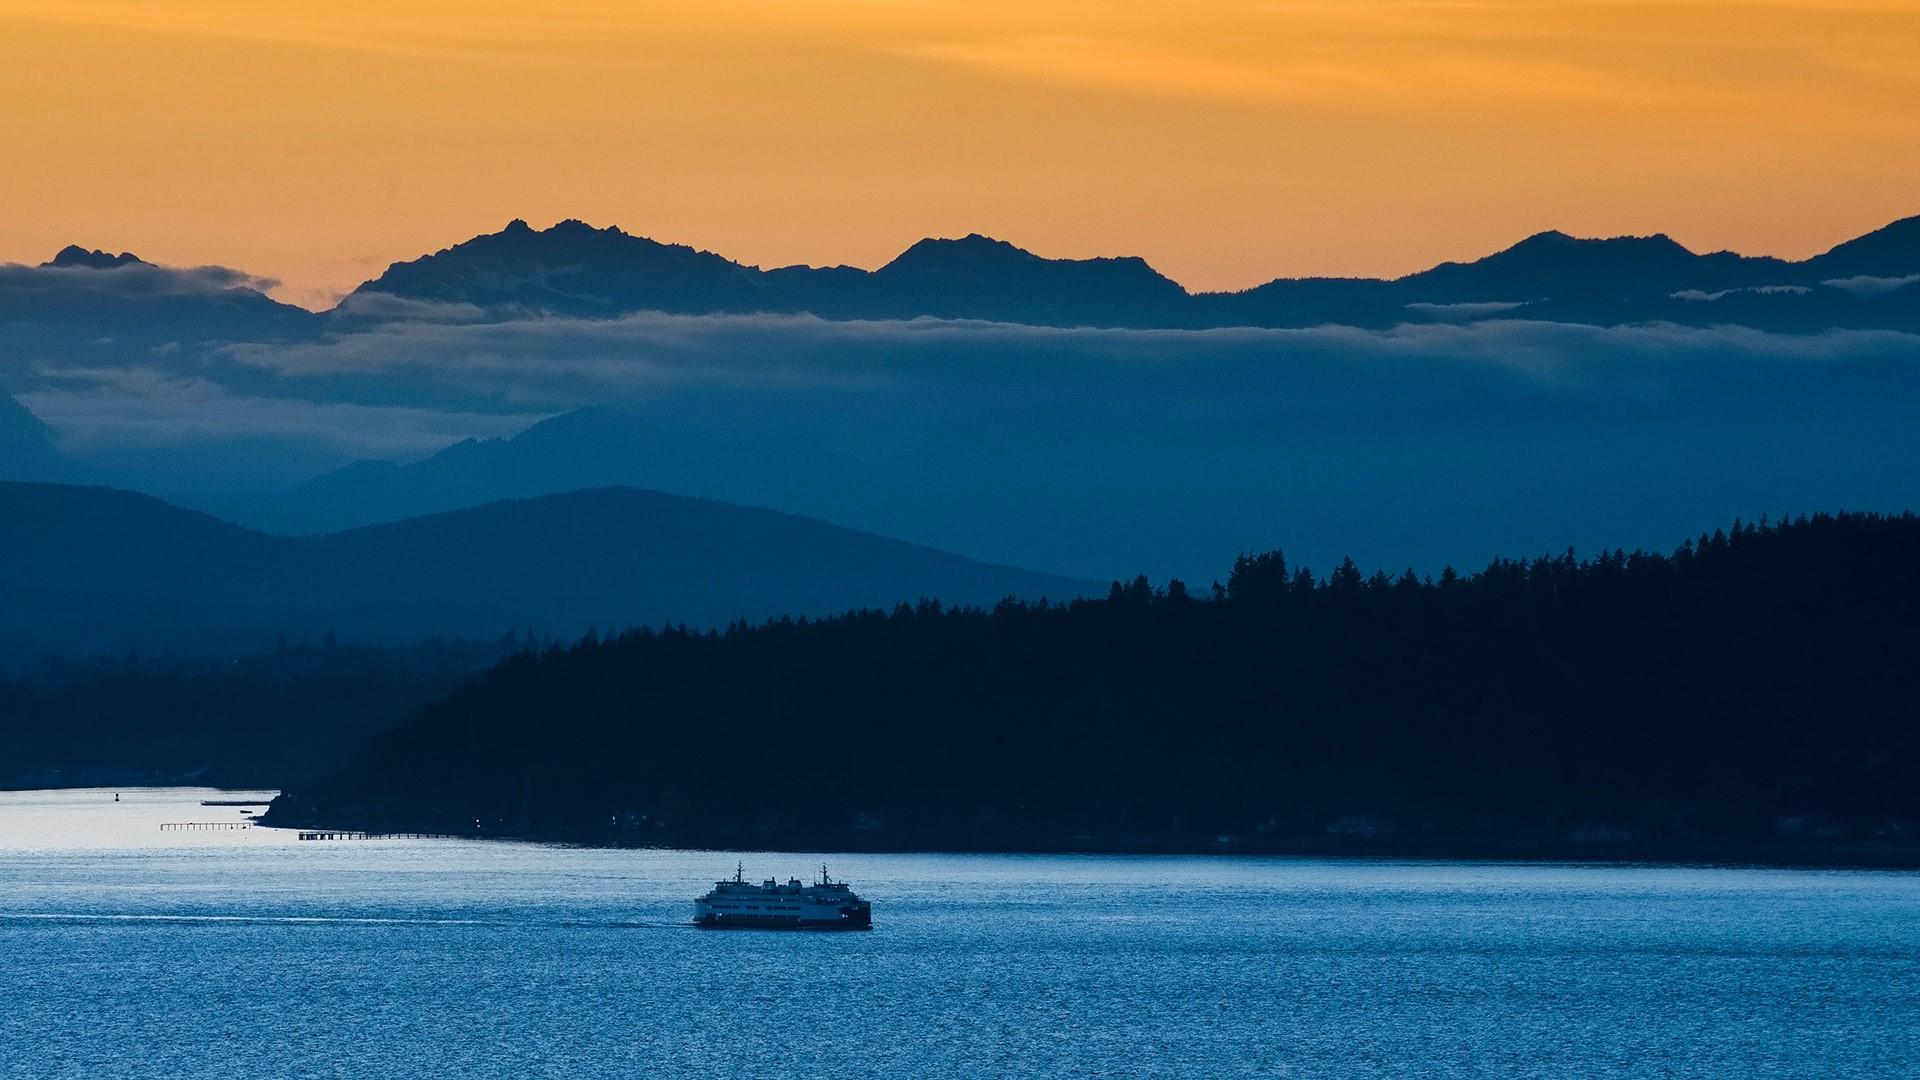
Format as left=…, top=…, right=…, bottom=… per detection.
left=1, top=789, right=1916, bottom=1078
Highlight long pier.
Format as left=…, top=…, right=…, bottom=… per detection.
left=158, top=822, right=458, bottom=839
left=296, top=830, right=462, bottom=841
left=200, top=799, right=269, bottom=806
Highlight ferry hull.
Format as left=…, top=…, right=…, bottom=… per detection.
left=693, top=909, right=872, bottom=931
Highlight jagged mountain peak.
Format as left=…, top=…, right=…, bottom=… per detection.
left=1399, top=226, right=1777, bottom=302
left=350, top=217, right=752, bottom=314
left=465, top=217, right=657, bottom=254
left=882, top=234, right=1042, bottom=273
left=1496, top=229, right=1692, bottom=259
left=880, top=233, right=1172, bottom=277
left=1510, top=229, right=1575, bottom=247
left=877, top=233, right=1186, bottom=306
left=43, top=245, right=148, bottom=270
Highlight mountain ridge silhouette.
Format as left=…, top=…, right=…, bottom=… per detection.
left=0, top=481, right=1098, bottom=656
left=13, top=214, right=1916, bottom=331
left=337, top=215, right=1920, bottom=329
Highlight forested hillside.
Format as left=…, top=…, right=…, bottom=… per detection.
left=266, top=513, right=1920, bottom=863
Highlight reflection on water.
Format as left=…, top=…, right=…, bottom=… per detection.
left=0, top=786, right=281, bottom=851
left=1, top=787, right=1916, bottom=1077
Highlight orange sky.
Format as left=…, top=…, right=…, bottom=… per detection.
left=1, top=1, right=1916, bottom=308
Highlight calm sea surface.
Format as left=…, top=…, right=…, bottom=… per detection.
left=1, top=788, right=1916, bottom=1078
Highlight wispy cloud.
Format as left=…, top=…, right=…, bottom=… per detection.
left=1823, top=273, right=1920, bottom=297
left=221, top=309, right=1920, bottom=416
left=876, top=0, right=1920, bottom=121
left=329, top=293, right=493, bottom=323
left=19, top=369, right=542, bottom=459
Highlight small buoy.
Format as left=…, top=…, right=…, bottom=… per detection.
left=114, top=793, right=120, bottom=802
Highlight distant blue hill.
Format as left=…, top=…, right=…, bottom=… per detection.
left=191, top=410, right=663, bottom=535
left=191, top=334, right=1920, bottom=584
left=0, top=483, right=1098, bottom=657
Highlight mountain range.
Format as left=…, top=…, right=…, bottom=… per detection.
left=343, top=216, right=1920, bottom=330
left=6, top=215, right=1915, bottom=340
left=4, top=214, right=1917, bottom=625
left=0, top=482, right=1096, bottom=657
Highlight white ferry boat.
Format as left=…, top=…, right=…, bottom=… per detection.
left=693, top=864, right=873, bottom=930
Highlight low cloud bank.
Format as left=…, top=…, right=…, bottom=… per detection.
left=0, top=259, right=280, bottom=299
left=224, top=309, right=1920, bottom=414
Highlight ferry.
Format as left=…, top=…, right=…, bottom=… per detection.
left=693, top=864, right=873, bottom=930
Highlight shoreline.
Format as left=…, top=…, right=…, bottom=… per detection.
left=15, top=785, right=1909, bottom=870
left=253, top=810, right=1920, bottom=871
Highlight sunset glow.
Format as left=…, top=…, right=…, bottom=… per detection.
left=2, top=0, right=1916, bottom=306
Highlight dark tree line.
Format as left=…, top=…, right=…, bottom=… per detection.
left=268, top=512, right=1920, bottom=861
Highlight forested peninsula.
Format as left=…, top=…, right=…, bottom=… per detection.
left=264, top=513, right=1920, bottom=864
